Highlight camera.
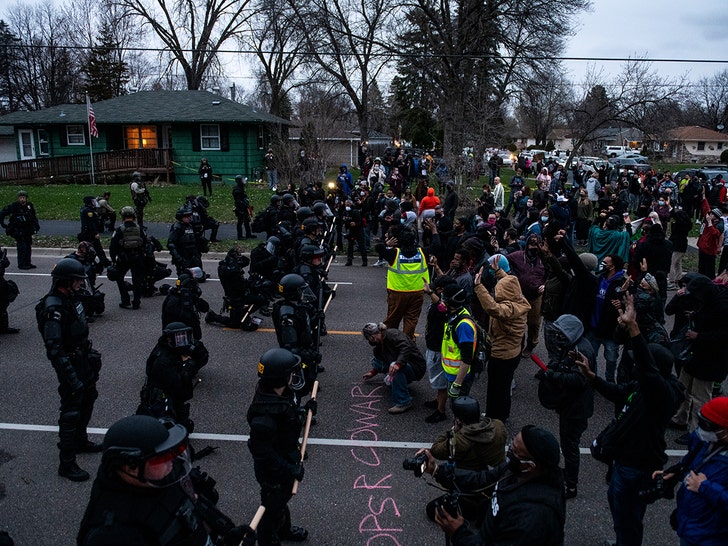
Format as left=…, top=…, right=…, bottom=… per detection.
left=434, top=492, right=460, bottom=518
left=403, top=453, right=428, bottom=477
left=638, top=474, right=676, bottom=504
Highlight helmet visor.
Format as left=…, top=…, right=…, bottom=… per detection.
left=170, top=329, right=194, bottom=349
left=144, top=439, right=192, bottom=488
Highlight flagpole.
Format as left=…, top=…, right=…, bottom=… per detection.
left=86, top=95, right=96, bottom=185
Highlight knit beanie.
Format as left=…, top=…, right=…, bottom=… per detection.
left=521, top=425, right=560, bottom=469
left=700, top=397, right=728, bottom=429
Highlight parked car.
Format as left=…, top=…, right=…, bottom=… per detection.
left=614, top=152, right=648, bottom=162
left=612, top=158, right=651, bottom=173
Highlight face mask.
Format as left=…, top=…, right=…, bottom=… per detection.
left=345, top=207, right=351, bottom=212
left=506, top=448, right=534, bottom=476
left=696, top=427, right=719, bottom=443
left=526, top=248, right=538, bottom=258
left=437, top=302, right=447, bottom=313
left=541, top=216, right=549, bottom=223
left=599, top=261, right=610, bottom=272
left=658, top=201, right=665, bottom=206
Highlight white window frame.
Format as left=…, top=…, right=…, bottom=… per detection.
left=200, top=124, right=220, bottom=150
left=67, top=125, right=86, bottom=146
left=37, top=128, right=50, bottom=156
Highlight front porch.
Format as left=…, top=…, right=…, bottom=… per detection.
left=0, top=148, right=174, bottom=184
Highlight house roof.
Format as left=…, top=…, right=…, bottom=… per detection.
left=668, top=126, right=728, bottom=142
left=0, top=91, right=289, bottom=126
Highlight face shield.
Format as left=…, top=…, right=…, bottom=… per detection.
left=290, top=361, right=306, bottom=391
left=169, top=328, right=194, bottom=350
left=139, top=427, right=192, bottom=488
left=266, top=240, right=279, bottom=255
left=300, top=285, right=317, bottom=304
left=187, top=267, right=204, bottom=280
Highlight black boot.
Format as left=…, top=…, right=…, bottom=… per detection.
left=58, top=457, right=90, bottom=481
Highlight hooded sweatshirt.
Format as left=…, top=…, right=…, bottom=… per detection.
left=683, top=275, right=728, bottom=381
left=430, top=417, right=507, bottom=471
left=474, top=269, right=531, bottom=359
left=420, top=187, right=441, bottom=213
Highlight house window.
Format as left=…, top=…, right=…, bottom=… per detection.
left=200, top=124, right=220, bottom=150
left=37, top=129, right=49, bottom=156
left=719, top=142, right=724, bottom=150
left=67, top=125, right=85, bottom=145
left=697, top=141, right=705, bottom=151
left=257, top=125, right=265, bottom=150
left=125, top=126, right=158, bottom=149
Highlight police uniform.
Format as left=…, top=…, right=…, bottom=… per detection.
left=109, top=218, right=146, bottom=309
left=38, top=279, right=101, bottom=479
left=167, top=217, right=202, bottom=276
left=79, top=199, right=110, bottom=266
left=0, top=195, right=39, bottom=269
left=233, top=180, right=253, bottom=239
left=272, top=300, right=321, bottom=395
left=206, top=253, right=267, bottom=330
left=137, top=334, right=208, bottom=433
left=161, top=276, right=209, bottom=340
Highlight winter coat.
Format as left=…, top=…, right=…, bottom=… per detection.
left=430, top=418, right=507, bottom=471
left=474, top=270, right=531, bottom=360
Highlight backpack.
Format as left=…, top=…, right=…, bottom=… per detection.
left=251, top=210, right=267, bottom=233
left=452, top=312, right=490, bottom=375
left=120, top=224, right=143, bottom=250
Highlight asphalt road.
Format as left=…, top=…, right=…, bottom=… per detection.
left=0, top=250, right=695, bottom=545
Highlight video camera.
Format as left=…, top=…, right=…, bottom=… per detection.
left=402, top=453, right=428, bottom=478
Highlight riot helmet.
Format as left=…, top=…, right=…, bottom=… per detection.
left=302, top=217, right=321, bottom=235
left=452, top=396, right=481, bottom=425
left=265, top=236, right=281, bottom=256
left=312, top=202, right=329, bottom=216
left=196, top=196, right=209, bottom=209
left=83, top=195, right=97, bottom=207
left=175, top=205, right=193, bottom=221
left=281, top=193, right=294, bottom=205
left=52, top=258, right=88, bottom=281
left=235, top=175, right=246, bottom=185
left=120, top=206, right=136, bottom=219
left=299, top=244, right=325, bottom=262
left=296, top=206, right=314, bottom=222
left=257, top=348, right=304, bottom=391
left=163, top=322, right=195, bottom=350
left=270, top=195, right=282, bottom=205
left=101, top=415, right=191, bottom=487
left=278, top=274, right=316, bottom=303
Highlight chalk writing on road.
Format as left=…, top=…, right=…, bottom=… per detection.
left=349, top=383, right=404, bottom=545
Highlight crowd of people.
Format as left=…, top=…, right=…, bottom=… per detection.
left=3, top=150, right=728, bottom=545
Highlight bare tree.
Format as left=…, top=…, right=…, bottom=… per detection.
left=7, top=2, right=79, bottom=109
left=566, top=60, right=685, bottom=165
left=286, top=0, right=394, bottom=140
left=515, top=69, right=572, bottom=146
left=114, top=0, right=255, bottom=90
left=684, top=69, right=728, bottom=133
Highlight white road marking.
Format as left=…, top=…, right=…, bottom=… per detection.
left=0, top=422, right=688, bottom=455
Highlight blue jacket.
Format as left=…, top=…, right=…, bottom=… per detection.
left=676, top=435, right=728, bottom=545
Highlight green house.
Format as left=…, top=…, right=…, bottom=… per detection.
left=0, top=90, right=289, bottom=184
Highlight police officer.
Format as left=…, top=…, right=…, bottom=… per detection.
left=264, top=195, right=282, bottom=238
left=343, top=199, right=367, bottom=266
left=137, top=323, right=208, bottom=434
left=162, top=270, right=210, bottom=341
left=142, top=235, right=172, bottom=297
left=38, top=258, right=103, bottom=481
left=129, top=171, right=151, bottom=228
left=65, top=242, right=106, bottom=321
left=206, top=248, right=268, bottom=330
left=277, top=194, right=297, bottom=229
left=293, top=217, right=320, bottom=264
left=0, top=190, right=40, bottom=269
left=247, top=348, right=315, bottom=546
left=109, top=206, right=146, bottom=310
left=0, top=248, right=19, bottom=333
left=272, top=274, right=322, bottom=394
left=77, top=415, right=256, bottom=545
left=233, top=175, right=255, bottom=240
left=168, top=206, right=203, bottom=276
left=79, top=196, right=110, bottom=268
left=192, top=195, right=220, bottom=243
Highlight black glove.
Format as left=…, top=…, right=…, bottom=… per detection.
left=291, top=462, right=304, bottom=482
left=304, top=398, right=317, bottom=416
left=223, top=525, right=256, bottom=546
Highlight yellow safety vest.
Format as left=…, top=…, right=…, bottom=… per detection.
left=441, top=308, right=474, bottom=377
left=386, top=248, right=430, bottom=292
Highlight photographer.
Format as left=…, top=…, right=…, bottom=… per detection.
left=575, top=292, right=683, bottom=546
left=423, top=425, right=565, bottom=546
left=421, top=396, right=506, bottom=521
left=653, top=396, right=728, bottom=545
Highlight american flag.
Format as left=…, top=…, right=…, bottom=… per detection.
left=86, top=95, right=98, bottom=139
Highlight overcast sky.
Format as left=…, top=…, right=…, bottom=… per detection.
left=563, top=0, right=728, bottom=82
